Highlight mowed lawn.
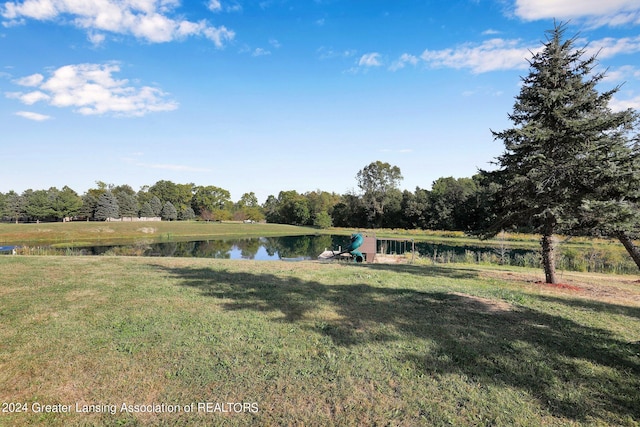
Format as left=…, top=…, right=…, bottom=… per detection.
left=1, top=256, right=639, bottom=426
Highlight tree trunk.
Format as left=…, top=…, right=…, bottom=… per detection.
left=617, top=231, right=640, bottom=270
left=541, top=212, right=558, bottom=284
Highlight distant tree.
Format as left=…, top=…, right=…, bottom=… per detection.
left=237, top=192, right=259, bottom=208
left=161, top=201, right=178, bottom=221
left=0, top=192, right=5, bottom=220
left=331, top=193, right=367, bottom=228
left=79, top=194, right=98, bottom=220
left=305, top=190, right=341, bottom=228
left=149, top=180, right=194, bottom=211
left=263, top=195, right=281, bottom=223
left=381, top=188, right=404, bottom=228
left=428, top=177, right=479, bottom=231
left=234, top=192, right=264, bottom=222
left=275, top=191, right=310, bottom=226
left=95, top=192, right=120, bottom=221
left=52, top=186, right=82, bottom=220
left=178, top=206, right=196, bottom=221
left=139, top=202, right=155, bottom=218
left=86, top=181, right=111, bottom=200
left=356, top=161, right=403, bottom=227
left=24, top=189, right=55, bottom=221
left=403, top=187, right=430, bottom=229
left=137, top=186, right=153, bottom=207
left=4, top=191, right=25, bottom=223
left=149, top=196, right=163, bottom=217
left=480, top=23, right=639, bottom=283
left=313, top=210, right=333, bottom=229
left=112, top=184, right=136, bottom=196
left=192, top=185, right=231, bottom=216
left=115, top=192, right=139, bottom=218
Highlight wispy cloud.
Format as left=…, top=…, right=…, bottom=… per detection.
left=252, top=47, right=271, bottom=56
left=7, top=62, right=178, bottom=117
left=514, top=0, right=640, bottom=27
left=358, top=52, right=382, bottom=67
left=610, top=95, right=640, bottom=111
left=389, top=53, right=418, bottom=71
left=208, top=0, right=222, bottom=12
left=421, top=38, right=538, bottom=73
left=15, top=111, right=51, bottom=121
left=1, top=0, right=235, bottom=46
left=584, top=35, right=640, bottom=59
left=317, top=46, right=357, bottom=60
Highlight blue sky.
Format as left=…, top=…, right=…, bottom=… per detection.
left=2, top=0, right=640, bottom=203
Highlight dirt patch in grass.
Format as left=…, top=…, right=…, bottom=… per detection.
left=480, top=268, right=640, bottom=306
left=449, top=292, right=515, bottom=313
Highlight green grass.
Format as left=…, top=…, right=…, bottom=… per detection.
left=0, top=221, right=321, bottom=247
left=1, top=256, right=639, bottom=426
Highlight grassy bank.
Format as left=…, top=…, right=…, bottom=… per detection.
left=0, top=221, right=321, bottom=247
left=1, top=256, right=639, bottom=426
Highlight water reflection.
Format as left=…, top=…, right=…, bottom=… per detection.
left=81, top=235, right=344, bottom=260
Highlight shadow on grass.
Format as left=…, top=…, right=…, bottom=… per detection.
left=535, top=294, right=640, bottom=320
left=157, top=263, right=640, bottom=424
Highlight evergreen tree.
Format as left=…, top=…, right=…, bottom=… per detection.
left=116, top=192, right=139, bottom=218
left=161, top=201, right=178, bottom=221
left=149, top=196, right=163, bottom=217
left=4, top=191, right=25, bottom=223
left=179, top=206, right=196, bottom=221
left=481, top=22, right=639, bottom=283
left=24, top=189, right=55, bottom=221
left=95, top=192, right=120, bottom=221
left=139, top=202, right=155, bottom=218
left=79, top=194, right=98, bottom=220
left=53, top=186, right=82, bottom=220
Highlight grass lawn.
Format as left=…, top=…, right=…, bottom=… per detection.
left=0, top=222, right=322, bottom=247
left=1, top=256, right=639, bottom=426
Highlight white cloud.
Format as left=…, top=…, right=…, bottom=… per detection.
left=421, top=38, right=538, bottom=73
left=252, top=47, right=270, bottom=56
left=269, top=38, right=280, bottom=48
left=610, top=95, right=640, bottom=111
left=317, top=46, right=357, bottom=60
left=1, top=0, right=235, bottom=46
left=389, top=53, right=418, bottom=71
left=15, top=111, right=52, bottom=121
left=514, top=0, right=640, bottom=26
left=358, top=52, right=382, bottom=67
left=15, top=73, right=43, bottom=86
left=602, top=65, right=640, bottom=83
left=207, top=0, right=221, bottom=12
left=6, top=62, right=178, bottom=117
left=584, top=36, right=640, bottom=59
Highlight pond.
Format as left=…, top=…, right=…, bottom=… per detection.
left=6, top=235, right=636, bottom=274
left=63, top=235, right=352, bottom=261
left=16, top=235, right=538, bottom=263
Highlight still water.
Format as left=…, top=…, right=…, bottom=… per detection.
left=62, top=234, right=537, bottom=263
left=74, top=235, right=349, bottom=260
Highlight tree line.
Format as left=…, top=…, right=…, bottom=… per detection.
left=0, top=181, right=262, bottom=223
left=0, top=167, right=486, bottom=232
